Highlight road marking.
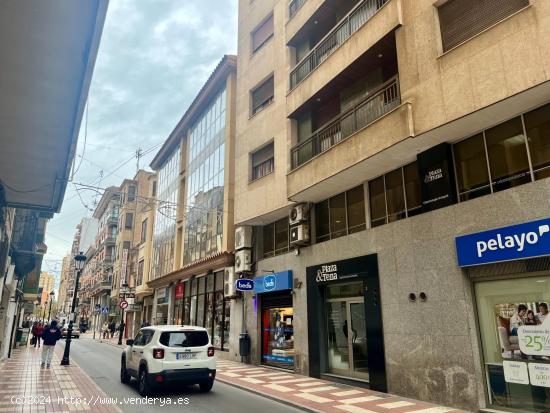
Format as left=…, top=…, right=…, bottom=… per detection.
left=294, top=393, right=333, bottom=403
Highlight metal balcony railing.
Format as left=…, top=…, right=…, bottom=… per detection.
left=290, top=76, right=400, bottom=170
left=289, top=0, right=389, bottom=90
left=289, top=0, right=307, bottom=19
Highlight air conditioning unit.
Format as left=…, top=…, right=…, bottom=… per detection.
left=290, top=224, right=310, bottom=245
left=235, top=226, right=253, bottom=250
left=235, top=249, right=252, bottom=273
left=289, top=203, right=308, bottom=226
left=223, top=267, right=236, bottom=297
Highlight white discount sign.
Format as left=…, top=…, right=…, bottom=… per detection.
left=518, top=316, right=550, bottom=356
left=528, top=363, right=550, bottom=388
left=503, top=360, right=530, bottom=385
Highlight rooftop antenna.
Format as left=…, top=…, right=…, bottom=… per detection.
left=136, top=147, right=143, bottom=173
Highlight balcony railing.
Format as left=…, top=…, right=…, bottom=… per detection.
left=289, top=0, right=389, bottom=90
left=290, top=76, right=400, bottom=170
left=289, top=0, right=307, bottom=19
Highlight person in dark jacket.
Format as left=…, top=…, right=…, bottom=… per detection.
left=41, top=320, right=62, bottom=368
left=33, top=322, right=44, bottom=348
left=109, top=321, right=116, bottom=338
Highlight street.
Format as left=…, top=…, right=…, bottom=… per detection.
left=62, top=337, right=305, bottom=413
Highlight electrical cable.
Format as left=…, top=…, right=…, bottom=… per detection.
left=72, top=101, right=88, bottom=178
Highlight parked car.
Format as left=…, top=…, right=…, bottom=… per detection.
left=61, top=326, right=80, bottom=338
left=120, top=325, right=216, bottom=396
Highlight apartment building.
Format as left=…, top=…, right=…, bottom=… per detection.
left=57, top=254, right=71, bottom=315
left=234, top=0, right=550, bottom=411
left=147, top=55, right=237, bottom=355
left=38, top=272, right=55, bottom=311
left=132, top=172, right=157, bottom=332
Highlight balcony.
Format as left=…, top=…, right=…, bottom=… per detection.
left=107, top=215, right=118, bottom=226
left=291, top=77, right=400, bottom=169
left=287, top=0, right=402, bottom=114
left=103, top=234, right=116, bottom=245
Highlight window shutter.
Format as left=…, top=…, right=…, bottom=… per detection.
left=252, top=143, right=274, bottom=167
left=438, top=0, right=529, bottom=52
left=252, top=14, right=274, bottom=52
left=252, top=76, right=274, bottom=113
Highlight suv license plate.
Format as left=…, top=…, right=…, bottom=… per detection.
left=176, top=353, right=197, bottom=360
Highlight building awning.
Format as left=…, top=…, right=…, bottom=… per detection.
left=0, top=0, right=108, bottom=213
left=147, top=251, right=234, bottom=289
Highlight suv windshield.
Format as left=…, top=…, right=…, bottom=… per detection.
left=159, top=331, right=209, bottom=347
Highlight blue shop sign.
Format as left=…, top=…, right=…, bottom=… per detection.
left=455, top=218, right=550, bottom=267
left=253, top=270, right=293, bottom=294
left=235, top=279, right=255, bottom=292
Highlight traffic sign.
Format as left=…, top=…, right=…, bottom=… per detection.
left=235, top=279, right=254, bottom=292
left=119, top=300, right=128, bottom=310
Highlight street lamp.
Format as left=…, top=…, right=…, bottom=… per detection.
left=47, top=291, right=54, bottom=324
left=118, top=282, right=128, bottom=345
left=61, top=251, right=86, bottom=366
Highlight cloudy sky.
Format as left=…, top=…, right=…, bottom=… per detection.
left=43, top=0, right=238, bottom=282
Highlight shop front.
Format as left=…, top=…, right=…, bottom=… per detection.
left=457, top=217, right=550, bottom=412
left=306, top=254, right=386, bottom=391
left=154, top=287, right=169, bottom=325
left=254, top=271, right=294, bottom=370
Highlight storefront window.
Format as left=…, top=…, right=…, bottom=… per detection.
left=262, top=306, right=294, bottom=369
left=385, top=168, right=405, bottom=223
left=368, top=176, right=386, bottom=228
left=475, top=275, right=550, bottom=411
left=454, top=133, right=491, bottom=201
left=403, top=162, right=422, bottom=216
left=315, top=200, right=331, bottom=242
left=262, top=218, right=290, bottom=258
left=524, top=103, right=550, bottom=180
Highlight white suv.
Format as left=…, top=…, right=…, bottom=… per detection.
left=120, top=325, right=216, bottom=396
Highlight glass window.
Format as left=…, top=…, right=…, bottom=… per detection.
left=213, top=290, right=224, bottom=349
left=223, top=298, right=230, bottom=350
left=475, top=276, right=550, bottom=412
left=274, top=218, right=289, bottom=255
left=346, top=186, right=366, bottom=234
left=251, top=76, right=274, bottom=115
left=524, top=103, right=550, bottom=180
left=369, top=176, right=386, bottom=228
left=404, top=162, right=422, bottom=216
left=485, top=117, right=531, bottom=192
left=127, top=185, right=136, bottom=202
left=263, top=223, right=275, bottom=258
left=385, top=169, right=405, bottom=223
left=453, top=134, right=491, bottom=201
left=205, top=292, right=214, bottom=333
left=329, top=193, right=346, bottom=239
left=124, top=213, right=133, bottom=229
left=159, top=331, right=209, bottom=347
left=315, top=200, right=330, bottom=243
left=261, top=307, right=294, bottom=370
left=251, top=13, right=274, bottom=53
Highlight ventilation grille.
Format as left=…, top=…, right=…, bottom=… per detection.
left=468, top=256, right=550, bottom=279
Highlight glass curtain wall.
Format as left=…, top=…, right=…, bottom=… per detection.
left=184, top=87, right=227, bottom=264
left=151, top=146, right=180, bottom=279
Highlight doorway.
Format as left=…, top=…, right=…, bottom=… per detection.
left=326, top=295, right=368, bottom=380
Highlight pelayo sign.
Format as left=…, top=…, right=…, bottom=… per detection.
left=455, top=217, right=550, bottom=267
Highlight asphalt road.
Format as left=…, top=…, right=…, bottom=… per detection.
left=62, top=337, right=305, bottom=413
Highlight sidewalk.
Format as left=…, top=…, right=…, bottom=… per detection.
left=215, top=360, right=471, bottom=413
left=0, top=345, right=121, bottom=413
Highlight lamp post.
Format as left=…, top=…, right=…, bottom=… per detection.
left=61, top=251, right=86, bottom=366
left=118, top=282, right=128, bottom=345
left=47, top=291, right=54, bottom=324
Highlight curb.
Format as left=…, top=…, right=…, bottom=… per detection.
left=216, top=375, right=324, bottom=413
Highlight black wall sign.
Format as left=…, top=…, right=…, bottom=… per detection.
left=417, top=143, right=457, bottom=212
left=306, top=254, right=387, bottom=392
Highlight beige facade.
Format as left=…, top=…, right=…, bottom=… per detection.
left=234, top=0, right=550, bottom=411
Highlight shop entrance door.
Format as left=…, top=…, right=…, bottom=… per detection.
left=326, top=297, right=369, bottom=380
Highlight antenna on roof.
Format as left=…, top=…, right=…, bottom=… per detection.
left=136, top=147, right=143, bottom=173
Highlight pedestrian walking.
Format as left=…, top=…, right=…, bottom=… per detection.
left=109, top=321, right=116, bottom=338
left=33, top=322, right=44, bottom=348
left=41, top=320, right=62, bottom=368
left=102, top=322, right=109, bottom=339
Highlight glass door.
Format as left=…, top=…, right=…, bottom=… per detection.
left=326, top=297, right=368, bottom=380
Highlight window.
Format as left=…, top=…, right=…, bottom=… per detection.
left=140, top=219, right=148, bottom=244
left=127, top=185, right=136, bottom=202
left=262, top=218, right=289, bottom=258
left=438, top=0, right=529, bottom=52
left=251, top=76, right=274, bottom=116
left=524, top=103, right=550, bottom=180
left=485, top=117, right=530, bottom=191
left=251, top=13, right=274, bottom=53
left=159, top=331, right=209, bottom=347
left=124, top=212, right=133, bottom=229
left=368, top=163, right=421, bottom=228
left=136, top=260, right=144, bottom=286
left=152, top=181, right=157, bottom=197
left=454, top=133, right=491, bottom=201
left=251, top=143, right=274, bottom=181
left=315, top=185, right=366, bottom=242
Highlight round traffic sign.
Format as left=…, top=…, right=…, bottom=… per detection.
left=119, top=300, right=128, bottom=309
